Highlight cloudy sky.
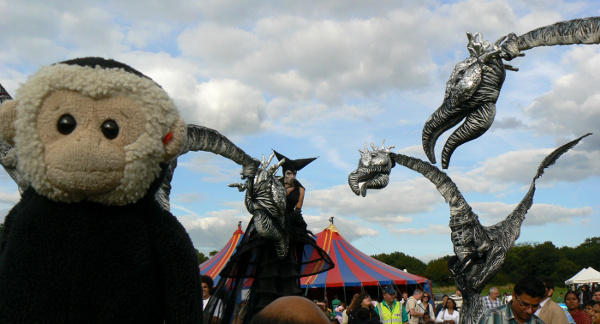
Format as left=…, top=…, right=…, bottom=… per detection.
left=0, top=0, right=598, bottom=266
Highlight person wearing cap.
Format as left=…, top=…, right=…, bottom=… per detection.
left=376, top=285, right=409, bottom=324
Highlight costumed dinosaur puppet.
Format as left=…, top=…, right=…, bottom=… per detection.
left=423, top=16, right=600, bottom=169
left=348, top=133, right=590, bottom=324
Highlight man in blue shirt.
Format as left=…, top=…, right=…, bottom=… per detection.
left=478, top=277, right=546, bottom=324
left=483, top=287, right=503, bottom=310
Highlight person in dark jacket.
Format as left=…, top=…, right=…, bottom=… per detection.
left=347, top=292, right=380, bottom=324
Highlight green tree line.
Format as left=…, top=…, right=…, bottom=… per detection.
left=372, top=237, right=600, bottom=287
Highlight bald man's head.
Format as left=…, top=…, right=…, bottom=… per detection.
left=249, top=296, right=330, bottom=324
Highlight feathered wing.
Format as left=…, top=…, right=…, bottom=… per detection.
left=534, top=133, right=592, bottom=180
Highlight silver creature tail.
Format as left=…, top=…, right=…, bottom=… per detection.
left=517, top=16, right=600, bottom=51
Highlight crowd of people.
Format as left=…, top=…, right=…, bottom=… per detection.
left=200, top=275, right=600, bottom=324
left=478, top=278, right=600, bottom=324
left=305, top=286, right=459, bottom=324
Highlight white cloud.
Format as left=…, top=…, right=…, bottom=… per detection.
left=178, top=154, right=242, bottom=183
left=526, top=46, right=600, bottom=151
left=0, top=191, right=20, bottom=204
left=174, top=193, right=207, bottom=204
left=174, top=203, right=251, bottom=252
left=184, top=79, right=266, bottom=134
left=115, top=53, right=268, bottom=134
left=390, top=223, right=450, bottom=235
left=58, top=7, right=127, bottom=55
left=176, top=10, right=440, bottom=104
left=472, top=201, right=593, bottom=226
left=308, top=179, right=444, bottom=224
left=456, top=146, right=600, bottom=191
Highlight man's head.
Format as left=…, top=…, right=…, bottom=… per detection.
left=593, top=289, right=600, bottom=302
left=383, top=285, right=397, bottom=304
left=511, top=277, right=546, bottom=323
left=542, top=278, right=555, bottom=299
left=413, top=288, right=424, bottom=300
left=402, top=292, right=409, bottom=301
left=489, top=287, right=499, bottom=300
left=249, top=296, right=330, bottom=324
left=200, top=275, right=214, bottom=300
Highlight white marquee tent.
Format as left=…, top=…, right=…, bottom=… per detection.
left=565, top=267, right=600, bottom=286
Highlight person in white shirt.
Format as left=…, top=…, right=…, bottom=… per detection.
left=202, top=275, right=223, bottom=323
left=435, top=297, right=459, bottom=324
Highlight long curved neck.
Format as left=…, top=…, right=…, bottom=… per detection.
left=183, top=124, right=256, bottom=166
left=459, top=294, right=485, bottom=324
left=390, top=152, right=473, bottom=222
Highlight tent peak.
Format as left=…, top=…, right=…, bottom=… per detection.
left=326, top=217, right=339, bottom=233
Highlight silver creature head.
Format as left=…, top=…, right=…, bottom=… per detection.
left=348, top=141, right=395, bottom=197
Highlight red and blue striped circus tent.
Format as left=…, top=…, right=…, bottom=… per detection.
left=199, top=222, right=245, bottom=283
left=201, top=220, right=431, bottom=296
left=300, top=221, right=431, bottom=289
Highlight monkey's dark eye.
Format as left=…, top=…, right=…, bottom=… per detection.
left=101, top=120, right=119, bottom=140
left=57, top=114, right=77, bottom=135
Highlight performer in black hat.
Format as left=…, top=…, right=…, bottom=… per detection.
left=205, top=150, right=333, bottom=324
left=273, top=150, right=317, bottom=215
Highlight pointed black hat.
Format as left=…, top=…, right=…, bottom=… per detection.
left=273, top=150, right=317, bottom=172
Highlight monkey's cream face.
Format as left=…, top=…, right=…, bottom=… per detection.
left=38, top=90, right=146, bottom=195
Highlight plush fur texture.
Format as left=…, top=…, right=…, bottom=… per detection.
left=8, top=62, right=186, bottom=205
left=0, top=174, right=203, bottom=323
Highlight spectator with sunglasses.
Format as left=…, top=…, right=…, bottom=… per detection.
left=477, top=276, right=546, bottom=324
left=418, top=293, right=436, bottom=323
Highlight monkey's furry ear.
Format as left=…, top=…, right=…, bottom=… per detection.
left=163, top=118, right=187, bottom=162
left=0, top=100, right=18, bottom=146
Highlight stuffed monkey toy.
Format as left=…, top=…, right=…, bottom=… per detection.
left=0, top=57, right=202, bottom=323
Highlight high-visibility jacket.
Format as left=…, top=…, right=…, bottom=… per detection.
left=376, top=300, right=407, bottom=324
